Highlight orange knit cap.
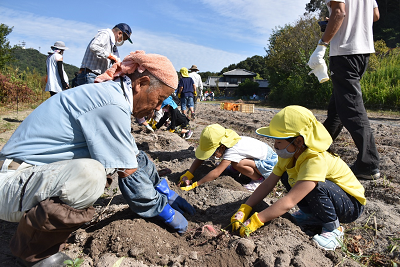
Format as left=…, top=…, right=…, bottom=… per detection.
left=95, top=50, right=178, bottom=89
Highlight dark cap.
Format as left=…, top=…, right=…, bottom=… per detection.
left=114, top=23, right=132, bottom=43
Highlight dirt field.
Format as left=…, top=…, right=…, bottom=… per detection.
left=0, top=102, right=399, bottom=267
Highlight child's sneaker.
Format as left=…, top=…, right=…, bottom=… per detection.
left=184, top=130, right=193, bottom=139
left=191, top=113, right=195, bottom=120
left=291, top=210, right=320, bottom=226
left=313, top=226, right=344, bottom=250
left=243, top=177, right=264, bottom=192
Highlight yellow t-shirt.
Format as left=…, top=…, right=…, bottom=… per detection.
left=272, top=149, right=366, bottom=205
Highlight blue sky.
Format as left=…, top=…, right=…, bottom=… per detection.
left=0, top=0, right=313, bottom=72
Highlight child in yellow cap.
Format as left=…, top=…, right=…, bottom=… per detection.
left=231, top=105, right=366, bottom=251
left=179, top=124, right=277, bottom=192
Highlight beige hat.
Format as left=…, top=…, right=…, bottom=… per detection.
left=189, top=65, right=199, bottom=71
left=51, top=41, right=68, bottom=50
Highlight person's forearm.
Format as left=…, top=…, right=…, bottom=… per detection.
left=56, top=61, right=68, bottom=89
left=188, top=158, right=204, bottom=174
left=245, top=173, right=280, bottom=207
left=257, top=197, right=295, bottom=223
left=373, top=7, right=380, bottom=22
left=197, top=167, right=223, bottom=186
left=321, top=2, right=346, bottom=43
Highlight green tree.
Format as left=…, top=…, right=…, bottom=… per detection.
left=305, top=0, right=329, bottom=19
left=219, top=56, right=268, bottom=79
left=236, top=78, right=259, bottom=97
left=265, top=15, right=332, bottom=107
left=0, top=24, right=15, bottom=70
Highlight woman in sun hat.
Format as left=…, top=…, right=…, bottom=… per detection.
left=179, top=123, right=277, bottom=192
left=45, top=41, right=69, bottom=96
left=231, top=105, right=366, bottom=251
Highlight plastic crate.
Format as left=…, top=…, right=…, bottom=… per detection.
left=238, top=104, right=254, bottom=113
left=223, top=103, right=240, bottom=111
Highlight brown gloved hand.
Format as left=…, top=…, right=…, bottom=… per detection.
left=108, top=54, right=120, bottom=64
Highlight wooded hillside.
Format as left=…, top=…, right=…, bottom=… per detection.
left=11, top=46, right=79, bottom=80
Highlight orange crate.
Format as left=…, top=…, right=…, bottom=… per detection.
left=238, top=104, right=254, bottom=113
left=222, top=102, right=240, bottom=111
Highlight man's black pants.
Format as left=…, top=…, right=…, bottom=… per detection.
left=323, top=54, right=379, bottom=172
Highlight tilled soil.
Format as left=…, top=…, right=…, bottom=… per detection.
left=0, top=102, right=399, bottom=267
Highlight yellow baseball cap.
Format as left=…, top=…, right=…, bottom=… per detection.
left=256, top=105, right=332, bottom=152
left=195, top=124, right=241, bottom=160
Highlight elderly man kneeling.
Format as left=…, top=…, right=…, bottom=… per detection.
left=0, top=50, right=195, bottom=266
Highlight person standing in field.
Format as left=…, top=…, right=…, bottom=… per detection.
left=76, top=23, right=133, bottom=85
left=177, top=67, right=196, bottom=119
left=45, top=41, right=69, bottom=96
left=189, top=65, right=203, bottom=111
left=307, top=0, right=381, bottom=180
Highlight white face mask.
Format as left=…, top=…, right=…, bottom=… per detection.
left=116, top=39, right=124, bottom=46
left=275, top=140, right=296, bottom=158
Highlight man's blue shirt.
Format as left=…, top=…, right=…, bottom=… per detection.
left=0, top=81, right=139, bottom=168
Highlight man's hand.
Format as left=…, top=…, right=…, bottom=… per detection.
left=108, top=54, right=121, bottom=64
left=308, top=43, right=329, bottom=83
left=231, top=204, right=252, bottom=231
left=180, top=181, right=198, bottom=191
left=308, top=44, right=327, bottom=69
left=239, top=212, right=264, bottom=237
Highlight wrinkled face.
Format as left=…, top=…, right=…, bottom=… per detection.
left=132, top=83, right=174, bottom=118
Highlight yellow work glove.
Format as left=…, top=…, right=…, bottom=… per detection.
left=178, top=93, right=181, bottom=98
left=179, top=171, right=194, bottom=186
left=169, top=129, right=175, bottom=133
left=180, top=181, right=198, bottom=191
left=239, top=212, right=264, bottom=237
left=152, top=123, right=157, bottom=130
left=194, top=90, right=197, bottom=96
left=231, top=204, right=252, bottom=232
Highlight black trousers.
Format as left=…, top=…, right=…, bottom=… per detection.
left=281, top=172, right=364, bottom=231
left=323, top=54, right=379, bottom=171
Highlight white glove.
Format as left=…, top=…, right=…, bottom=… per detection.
left=308, top=44, right=329, bottom=83
left=308, top=45, right=327, bottom=69
left=145, top=124, right=154, bottom=133
left=308, top=62, right=329, bottom=83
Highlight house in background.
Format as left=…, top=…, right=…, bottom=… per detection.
left=204, top=69, right=269, bottom=98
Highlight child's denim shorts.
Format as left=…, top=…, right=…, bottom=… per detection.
left=254, top=145, right=278, bottom=178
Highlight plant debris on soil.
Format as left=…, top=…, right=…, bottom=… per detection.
left=0, top=102, right=399, bottom=267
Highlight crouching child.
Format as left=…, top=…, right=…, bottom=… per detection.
left=155, top=96, right=193, bottom=139
left=179, top=124, right=278, bottom=192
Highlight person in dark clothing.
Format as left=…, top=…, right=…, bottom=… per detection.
left=156, top=96, right=193, bottom=139
left=177, top=67, right=196, bottom=119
